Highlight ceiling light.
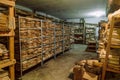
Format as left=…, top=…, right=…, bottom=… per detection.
left=88, top=11, right=105, bottom=17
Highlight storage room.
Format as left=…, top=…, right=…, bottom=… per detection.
left=0, top=0, right=120, bottom=80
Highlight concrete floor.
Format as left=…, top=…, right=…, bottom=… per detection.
left=22, top=44, right=97, bottom=80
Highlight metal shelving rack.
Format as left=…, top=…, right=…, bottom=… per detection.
left=62, top=22, right=65, bottom=53
left=0, top=0, right=16, bottom=80
left=85, top=23, right=97, bottom=52
left=15, top=16, right=42, bottom=79
left=74, top=22, right=85, bottom=44
left=69, top=24, right=74, bottom=49
left=41, top=20, right=55, bottom=61
left=68, top=24, right=72, bottom=50
left=15, top=16, right=72, bottom=79
left=70, top=24, right=75, bottom=49
left=54, top=23, right=63, bottom=55
left=85, top=23, right=97, bottom=44
left=40, top=20, right=44, bottom=65
left=63, top=23, right=71, bottom=51
left=53, top=22, right=57, bottom=58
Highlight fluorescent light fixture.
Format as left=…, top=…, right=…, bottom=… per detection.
left=88, top=11, right=105, bottom=17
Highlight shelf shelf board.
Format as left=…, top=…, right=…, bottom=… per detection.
left=42, top=49, right=53, bottom=54
left=20, top=37, right=41, bottom=40
left=21, top=45, right=42, bottom=51
left=0, top=0, right=15, bottom=7
left=86, top=28, right=95, bottom=29
left=42, top=28, right=54, bottom=31
left=22, top=60, right=42, bottom=71
left=43, top=54, right=54, bottom=61
left=114, top=26, right=120, bottom=28
left=65, top=29, right=71, bottom=31
left=64, top=34, right=70, bottom=36
left=88, top=41, right=96, bottom=43
left=86, top=32, right=95, bottom=34
left=114, top=17, right=120, bottom=23
left=74, top=33, right=83, bottom=35
left=56, top=40, right=63, bottom=43
left=74, top=39, right=83, bottom=40
left=0, top=31, right=14, bottom=37
left=111, top=45, right=120, bottom=48
left=43, top=42, right=54, bottom=46
left=55, top=46, right=62, bottom=49
left=0, top=59, right=16, bottom=68
left=55, top=29, right=62, bottom=31
left=20, top=27, right=41, bottom=30
left=22, top=53, right=42, bottom=62
left=56, top=35, right=63, bottom=36
left=55, top=51, right=63, bottom=55
left=106, top=68, right=120, bottom=74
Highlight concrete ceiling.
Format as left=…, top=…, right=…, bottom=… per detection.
left=16, top=0, right=106, bottom=19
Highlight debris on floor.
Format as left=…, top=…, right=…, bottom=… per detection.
left=73, top=60, right=102, bottom=80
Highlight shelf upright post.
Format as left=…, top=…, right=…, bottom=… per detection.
left=67, top=24, right=70, bottom=53
left=72, top=24, right=75, bottom=49
left=69, top=24, right=71, bottom=51
left=70, top=24, right=72, bottom=49
left=70, top=24, right=73, bottom=49
left=54, top=22, right=56, bottom=59
left=84, top=23, right=86, bottom=44
left=9, top=2, right=15, bottom=80
left=94, top=27, right=97, bottom=53
left=40, top=20, right=44, bottom=66
left=83, top=22, right=85, bottom=44
left=18, top=16, right=23, bottom=80
left=62, top=22, right=65, bottom=54
left=101, top=17, right=115, bottom=80
left=62, top=22, right=63, bottom=53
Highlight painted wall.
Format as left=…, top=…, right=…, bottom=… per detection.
left=16, top=5, right=107, bottom=23
left=66, top=17, right=108, bottom=24
left=15, top=5, right=60, bottom=20
left=85, top=17, right=108, bottom=24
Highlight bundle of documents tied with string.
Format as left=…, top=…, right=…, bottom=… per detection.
left=0, top=13, right=10, bottom=32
